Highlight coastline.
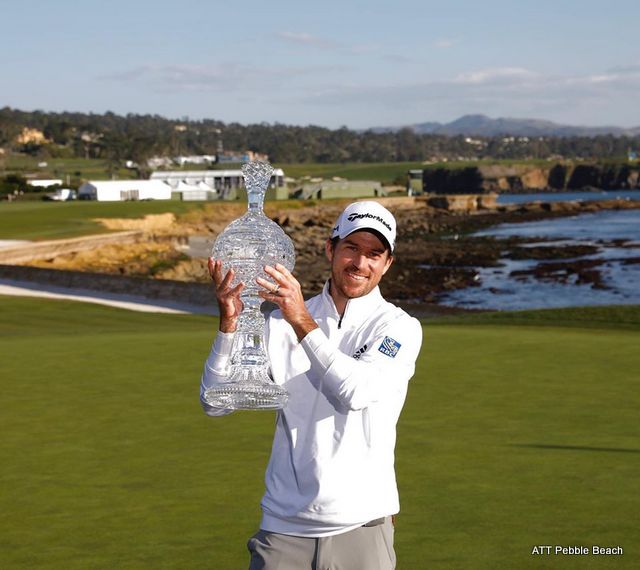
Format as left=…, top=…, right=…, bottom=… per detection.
left=1, top=195, right=639, bottom=315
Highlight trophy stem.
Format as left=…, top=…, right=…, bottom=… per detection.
left=204, top=304, right=288, bottom=410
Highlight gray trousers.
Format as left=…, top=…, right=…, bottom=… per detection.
left=247, top=517, right=396, bottom=570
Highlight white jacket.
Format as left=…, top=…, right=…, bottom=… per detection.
left=201, top=282, right=423, bottom=537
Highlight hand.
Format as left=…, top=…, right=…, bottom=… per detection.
left=208, top=257, right=244, bottom=333
left=257, top=263, right=319, bottom=342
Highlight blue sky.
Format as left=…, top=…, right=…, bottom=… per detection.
left=1, top=0, right=639, bottom=128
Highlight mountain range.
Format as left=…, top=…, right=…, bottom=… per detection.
left=369, top=114, right=640, bottom=137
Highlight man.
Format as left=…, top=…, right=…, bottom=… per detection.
left=201, top=201, right=423, bottom=569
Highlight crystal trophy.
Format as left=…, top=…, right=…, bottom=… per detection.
left=204, top=161, right=295, bottom=410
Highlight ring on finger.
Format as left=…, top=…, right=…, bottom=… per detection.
left=271, top=284, right=280, bottom=294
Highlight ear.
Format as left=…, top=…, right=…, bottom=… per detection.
left=381, top=253, right=394, bottom=276
left=325, top=239, right=334, bottom=263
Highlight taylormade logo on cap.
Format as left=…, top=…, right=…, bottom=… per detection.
left=331, top=201, right=397, bottom=252
left=346, top=212, right=393, bottom=232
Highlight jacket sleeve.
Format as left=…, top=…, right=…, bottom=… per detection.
left=299, top=316, right=423, bottom=411
left=200, top=331, right=236, bottom=416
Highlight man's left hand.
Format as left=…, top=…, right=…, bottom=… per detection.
left=257, top=264, right=319, bottom=341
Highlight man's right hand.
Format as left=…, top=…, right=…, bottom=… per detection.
left=208, top=257, right=244, bottom=333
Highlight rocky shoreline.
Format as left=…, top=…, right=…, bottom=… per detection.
left=19, top=195, right=640, bottom=316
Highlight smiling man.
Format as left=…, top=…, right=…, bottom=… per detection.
left=201, top=201, right=423, bottom=570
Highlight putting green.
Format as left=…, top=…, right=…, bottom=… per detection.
left=1, top=297, right=638, bottom=568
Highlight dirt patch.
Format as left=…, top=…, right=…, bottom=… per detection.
left=29, top=241, right=189, bottom=278
left=94, top=213, right=177, bottom=232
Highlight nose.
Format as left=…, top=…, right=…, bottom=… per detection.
left=351, top=253, right=367, bottom=270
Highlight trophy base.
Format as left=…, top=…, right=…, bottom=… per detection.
left=204, top=383, right=289, bottom=411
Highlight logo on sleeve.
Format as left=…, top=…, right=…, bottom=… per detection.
left=352, top=344, right=368, bottom=360
left=378, top=336, right=401, bottom=358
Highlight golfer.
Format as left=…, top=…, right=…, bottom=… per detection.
left=201, top=201, right=423, bottom=569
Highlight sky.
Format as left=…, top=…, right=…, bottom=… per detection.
left=1, top=0, right=639, bottom=129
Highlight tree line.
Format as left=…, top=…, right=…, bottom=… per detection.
left=1, top=107, right=639, bottom=167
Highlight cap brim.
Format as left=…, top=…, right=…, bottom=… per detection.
left=342, top=227, right=393, bottom=253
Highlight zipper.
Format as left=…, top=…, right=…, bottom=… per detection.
left=337, top=300, right=349, bottom=329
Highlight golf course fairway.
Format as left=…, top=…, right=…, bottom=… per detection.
left=1, top=297, right=638, bottom=569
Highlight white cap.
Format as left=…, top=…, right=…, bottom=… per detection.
left=331, top=201, right=397, bottom=252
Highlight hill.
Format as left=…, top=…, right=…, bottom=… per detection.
left=372, top=114, right=640, bottom=137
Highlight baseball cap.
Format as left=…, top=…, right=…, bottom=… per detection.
left=331, top=201, right=397, bottom=252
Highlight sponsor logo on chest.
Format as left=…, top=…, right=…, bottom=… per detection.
left=378, top=336, right=401, bottom=358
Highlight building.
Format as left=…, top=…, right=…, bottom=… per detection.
left=173, top=155, right=217, bottom=166
left=147, top=157, right=174, bottom=169
left=44, top=189, right=76, bottom=201
left=150, top=168, right=286, bottom=200
left=296, top=180, right=385, bottom=200
left=78, top=180, right=172, bottom=201
left=407, top=170, right=423, bottom=194
left=28, top=179, right=63, bottom=188
left=216, top=150, right=269, bottom=163
left=173, top=180, right=217, bottom=201
left=15, top=128, right=50, bottom=145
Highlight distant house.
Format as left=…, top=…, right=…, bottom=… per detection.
left=146, top=156, right=174, bottom=169
left=296, top=180, right=385, bottom=200
left=174, top=155, right=217, bottom=166
left=44, top=188, right=76, bottom=201
left=407, top=170, right=423, bottom=194
left=28, top=179, right=63, bottom=188
left=78, top=180, right=172, bottom=201
left=15, top=127, right=50, bottom=145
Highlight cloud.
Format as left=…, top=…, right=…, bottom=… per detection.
left=296, top=65, right=640, bottom=125
left=607, top=64, right=640, bottom=74
left=101, top=62, right=350, bottom=93
left=275, top=31, right=412, bottom=63
left=454, top=67, right=539, bottom=85
left=275, top=31, right=339, bottom=50
left=434, top=39, right=457, bottom=49
left=380, top=52, right=417, bottom=64
left=102, top=64, right=241, bottom=91
left=101, top=61, right=640, bottom=127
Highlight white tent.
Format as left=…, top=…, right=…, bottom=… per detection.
left=197, top=181, right=215, bottom=191
left=175, top=180, right=200, bottom=191
left=28, top=179, right=63, bottom=188
left=175, top=180, right=214, bottom=201
left=78, top=180, right=172, bottom=201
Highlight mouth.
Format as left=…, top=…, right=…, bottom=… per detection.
left=345, top=271, right=368, bottom=282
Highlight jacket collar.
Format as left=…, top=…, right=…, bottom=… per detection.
left=321, top=280, right=384, bottom=328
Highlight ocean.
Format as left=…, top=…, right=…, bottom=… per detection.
left=440, top=208, right=640, bottom=310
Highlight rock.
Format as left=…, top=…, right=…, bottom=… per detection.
left=13, top=196, right=640, bottom=305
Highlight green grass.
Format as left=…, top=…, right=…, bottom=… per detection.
left=0, top=200, right=209, bottom=240
left=273, top=161, right=426, bottom=182
left=1, top=297, right=639, bottom=568
left=428, top=304, right=640, bottom=331
left=272, top=159, right=560, bottom=183
left=5, top=156, right=136, bottom=181
left=420, top=158, right=555, bottom=169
